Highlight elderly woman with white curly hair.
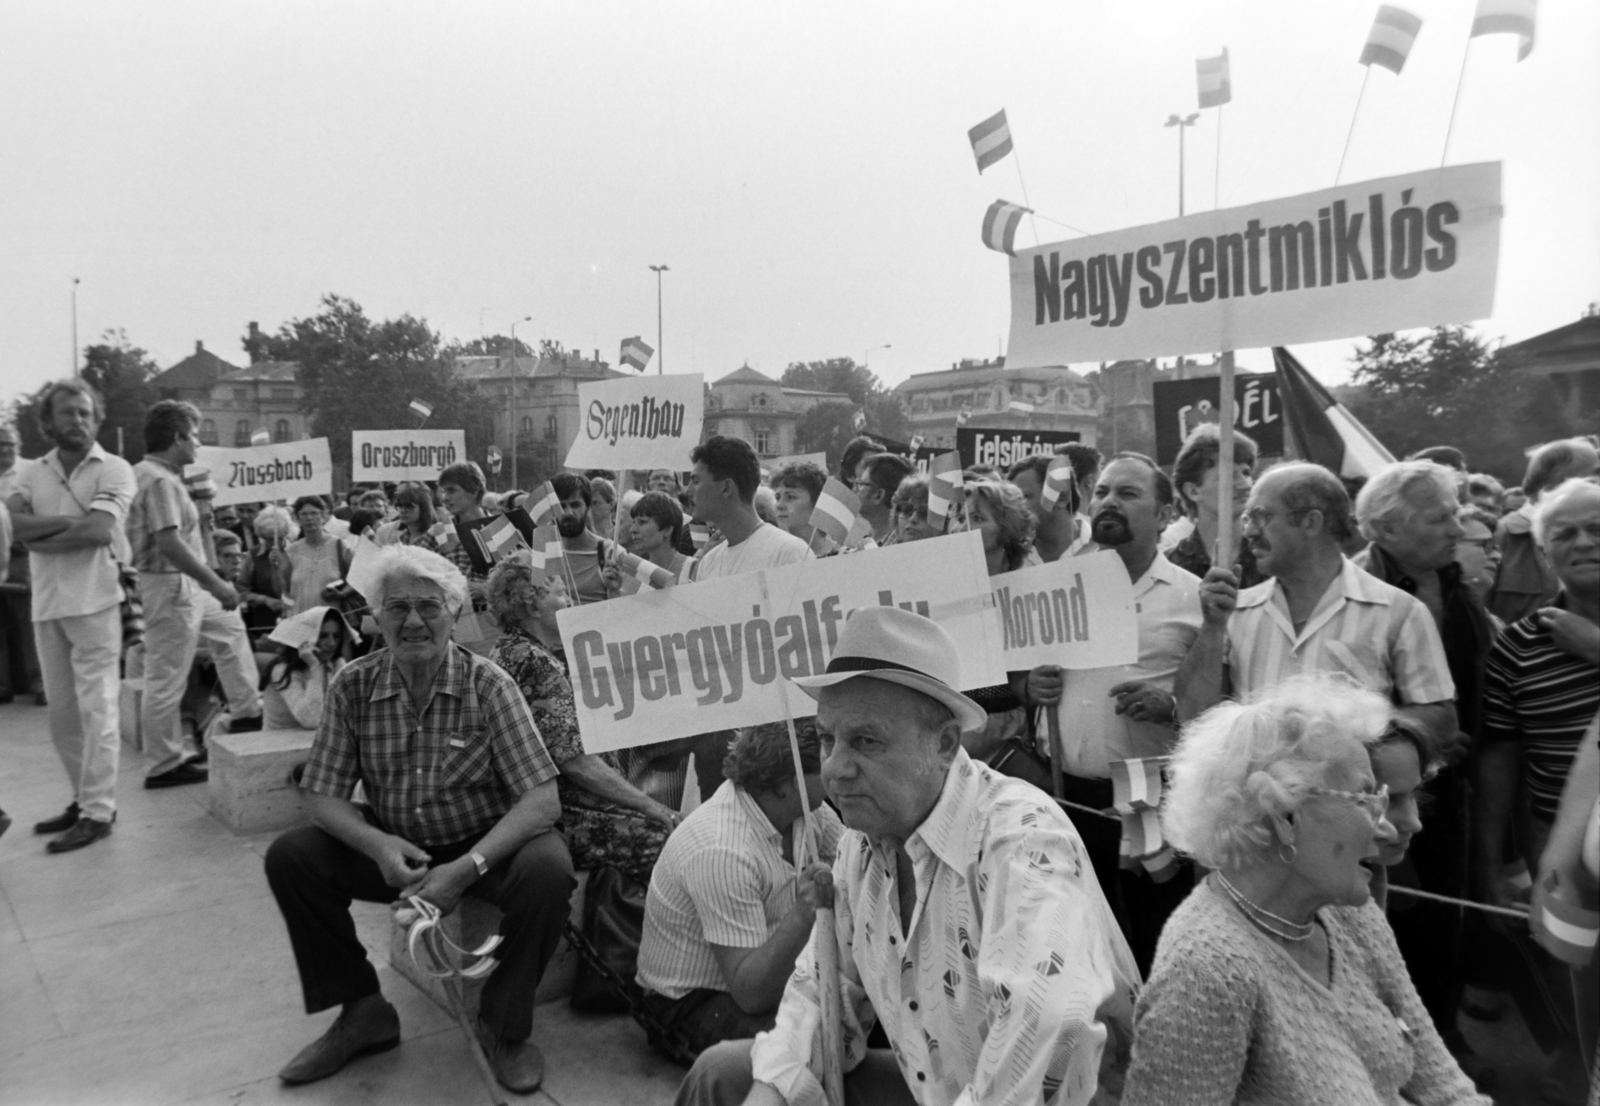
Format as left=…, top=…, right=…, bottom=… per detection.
left=1122, top=672, right=1489, bottom=1106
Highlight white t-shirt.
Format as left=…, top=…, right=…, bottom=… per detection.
left=695, top=522, right=811, bottom=580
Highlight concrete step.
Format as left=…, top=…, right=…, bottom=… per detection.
left=206, top=728, right=314, bottom=835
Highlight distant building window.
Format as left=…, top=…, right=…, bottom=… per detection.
left=274, top=419, right=290, bottom=442
left=233, top=387, right=249, bottom=401
left=755, top=429, right=771, bottom=454
left=546, top=414, right=558, bottom=440
left=199, top=418, right=218, bottom=446
left=272, top=387, right=296, bottom=399
left=520, top=416, right=534, bottom=434
left=755, top=394, right=768, bottom=408
left=234, top=420, right=251, bottom=446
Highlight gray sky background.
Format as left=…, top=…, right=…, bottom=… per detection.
left=3, top=0, right=1596, bottom=412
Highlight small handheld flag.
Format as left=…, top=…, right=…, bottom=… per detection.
left=486, top=445, right=502, bottom=474
left=527, top=525, right=566, bottom=577
left=1360, top=6, right=1423, bottom=74
left=1273, top=347, right=1395, bottom=480
left=955, top=406, right=971, bottom=428
left=1039, top=456, right=1075, bottom=511
left=1531, top=871, right=1599, bottom=966
left=967, top=109, right=1013, bottom=174
left=250, top=428, right=271, bottom=447
left=925, top=452, right=963, bottom=523
left=980, top=200, right=1032, bottom=257
left=1471, top=0, right=1535, bottom=61
left=1110, top=757, right=1167, bottom=815
left=1007, top=399, right=1036, bottom=415
left=1196, top=47, right=1232, bottom=108
left=620, top=337, right=654, bottom=372
left=409, top=399, right=433, bottom=419
left=184, top=467, right=217, bottom=500
left=852, top=410, right=867, bottom=432
left=908, top=434, right=925, bottom=453
left=809, top=478, right=861, bottom=546
left=473, top=515, right=525, bottom=564
left=612, top=549, right=675, bottom=590
left=526, top=481, right=560, bottom=528
left=426, top=521, right=459, bottom=553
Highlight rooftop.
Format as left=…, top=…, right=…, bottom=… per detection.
left=152, top=341, right=242, bottom=393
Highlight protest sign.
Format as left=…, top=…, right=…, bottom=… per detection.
left=1151, top=373, right=1283, bottom=465
left=988, top=551, right=1137, bottom=670
left=190, top=439, right=333, bottom=507
left=958, top=427, right=1081, bottom=469
left=556, top=532, right=1004, bottom=753
left=350, top=429, right=465, bottom=482
left=1007, top=162, right=1501, bottom=366
left=564, top=373, right=704, bottom=471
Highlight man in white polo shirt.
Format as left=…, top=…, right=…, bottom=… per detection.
left=6, top=380, right=137, bottom=853
left=689, top=437, right=810, bottom=581
left=637, top=721, right=843, bottom=1059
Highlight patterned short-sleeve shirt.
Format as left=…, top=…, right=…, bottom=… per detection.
left=302, top=643, right=559, bottom=847
left=127, top=456, right=203, bottom=574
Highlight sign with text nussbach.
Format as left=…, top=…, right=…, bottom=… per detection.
left=351, top=429, right=465, bottom=482
left=189, top=439, right=333, bottom=506
left=988, top=550, right=1137, bottom=670
left=564, top=374, right=705, bottom=472
left=557, top=532, right=1003, bottom=753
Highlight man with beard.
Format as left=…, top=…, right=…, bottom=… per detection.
left=548, top=472, right=616, bottom=605
left=1018, top=452, right=1202, bottom=971
left=6, top=380, right=137, bottom=852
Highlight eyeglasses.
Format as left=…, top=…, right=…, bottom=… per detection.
left=1242, top=506, right=1310, bottom=529
left=1308, top=783, right=1390, bottom=825
left=892, top=502, right=928, bottom=520
left=381, top=598, right=449, bottom=621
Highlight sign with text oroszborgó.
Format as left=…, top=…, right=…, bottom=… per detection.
left=189, top=439, right=333, bottom=506
left=556, top=531, right=1003, bottom=753
left=987, top=551, right=1137, bottom=670
left=1007, top=162, right=1501, bottom=366
left=564, top=373, right=704, bottom=472
left=350, top=429, right=466, bottom=482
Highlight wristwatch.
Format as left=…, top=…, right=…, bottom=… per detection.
left=468, top=851, right=490, bottom=878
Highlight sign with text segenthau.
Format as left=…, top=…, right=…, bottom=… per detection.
left=564, top=373, right=705, bottom=472
left=556, top=531, right=1004, bottom=753
left=188, top=439, right=333, bottom=507
left=1006, top=163, right=1501, bottom=366
left=350, top=429, right=465, bottom=482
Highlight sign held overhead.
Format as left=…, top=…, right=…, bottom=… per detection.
left=188, top=439, right=334, bottom=507
left=564, top=373, right=704, bottom=472
left=351, top=429, right=465, bottom=482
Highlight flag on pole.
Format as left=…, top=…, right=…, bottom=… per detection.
left=409, top=399, right=433, bottom=419
left=966, top=109, right=1013, bottom=174
left=620, top=337, right=654, bottom=372
left=612, top=549, right=675, bottom=590
left=809, top=478, right=861, bottom=546
left=184, top=467, right=217, bottom=500
left=1471, top=0, right=1535, bottom=61
left=1272, top=347, right=1396, bottom=480
left=1360, top=5, right=1423, bottom=73
left=925, top=452, right=963, bottom=523
left=486, top=445, right=502, bottom=474
left=426, top=520, right=459, bottom=553
left=1531, top=871, right=1600, bottom=966
left=852, top=410, right=867, bottom=432
left=1007, top=399, right=1036, bottom=414
left=1039, top=455, right=1075, bottom=511
left=473, top=515, right=526, bottom=564
left=908, top=434, right=925, bottom=453
left=980, top=199, right=1032, bottom=257
left=527, top=525, right=566, bottom=577
left=526, top=481, right=560, bottom=528
left=955, top=406, right=971, bottom=428
left=1110, top=757, right=1167, bottom=815
left=1196, top=47, right=1232, bottom=108
left=250, top=428, right=271, bottom=447
left=689, top=523, right=712, bottom=552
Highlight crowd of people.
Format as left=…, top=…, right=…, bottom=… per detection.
left=1, top=376, right=1596, bottom=1105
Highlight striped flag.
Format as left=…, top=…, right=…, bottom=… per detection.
left=809, top=478, right=861, bottom=545
left=1471, top=0, right=1535, bottom=61
left=925, top=452, right=963, bottom=524
left=1110, top=757, right=1167, bottom=815
left=1531, top=871, right=1599, bottom=966
left=250, top=428, right=271, bottom=446
left=1119, top=809, right=1166, bottom=859
left=409, top=398, right=433, bottom=419
left=527, top=525, right=566, bottom=577
left=955, top=406, right=971, bottom=428
left=1039, top=455, right=1075, bottom=511
left=620, top=337, right=654, bottom=372
left=612, top=549, right=675, bottom=590
left=689, top=522, right=712, bottom=552
left=473, top=515, right=525, bottom=564
left=1196, top=47, right=1231, bottom=108
left=966, top=109, right=1013, bottom=174
left=1007, top=398, right=1036, bottom=414
left=426, top=520, right=459, bottom=553
left=526, top=481, right=560, bottom=527
left=852, top=410, right=867, bottom=432
left=1360, top=6, right=1423, bottom=74
left=908, top=434, right=925, bottom=453
left=1273, top=346, right=1395, bottom=480
left=184, top=467, right=217, bottom=500
left=980, top=200, right=1031, bottom=257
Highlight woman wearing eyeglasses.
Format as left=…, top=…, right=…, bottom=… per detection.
left=1123, top=673, right=1488, bottom=1106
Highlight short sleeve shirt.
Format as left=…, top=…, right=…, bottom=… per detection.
left=695, top=522, right=812, bottom=580
left=10, top=444, right=136, bottom=620
left=127, top=457, right=203, bottom=574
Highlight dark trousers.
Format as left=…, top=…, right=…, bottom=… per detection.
left=1060, top=774, right=1196, bottom=978
left=0, top=587, right=41, bottom=697
left=640, top=988, right=776, bottom=1060
left=675, top=1039, right=916, bottom=1106
left=265, top=824, right=576, bottom=1042
left=1388, top=767, right=1468, bottom=1040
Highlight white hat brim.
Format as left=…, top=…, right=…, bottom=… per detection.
left=791, top=670, right=988, bottom=734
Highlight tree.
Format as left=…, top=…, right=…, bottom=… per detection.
left=785, top=357, right=913, bottom=470
left=780, top=358, right=880, bottom=406
left=453, top=334, right=533, bottom=358
left=10, top=330, right=161, bottom=461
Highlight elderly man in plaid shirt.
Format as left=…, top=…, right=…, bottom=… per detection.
left=265, top=544, right=574, bottom=1095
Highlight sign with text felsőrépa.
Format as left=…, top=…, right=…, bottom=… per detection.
left=564, top=374, right=704, bottom=472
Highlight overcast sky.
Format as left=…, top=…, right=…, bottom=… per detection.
left=3, top=0, right=1595, bottom=412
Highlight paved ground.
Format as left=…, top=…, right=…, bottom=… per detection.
left=0, top=698, right=1564, bottom=1105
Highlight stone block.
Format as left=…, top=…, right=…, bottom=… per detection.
left=206, top=728, right=314, bottom=835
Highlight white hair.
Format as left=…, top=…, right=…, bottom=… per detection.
left=1533, top=477, right=1600, bottom=549
left=1355, top=460, right=1460, bottom=542
left=253, top=504, right=294, bottom=540
left=753, top=485, right=778, bottom=525
left=1162, top=674, right=1392, bottom=871
left=367, top=544, right=469, bottom=614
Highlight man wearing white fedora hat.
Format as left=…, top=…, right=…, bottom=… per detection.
left=675, top=605, right=1139, bottom=1106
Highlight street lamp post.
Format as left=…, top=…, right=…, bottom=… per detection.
left=509, top=315, right=531, bottom=490
left=648, top=265, right=669, bottom=374
left=1164, top=113, right=1200, bottom=217
left=863, top=343, right=891, bottom=370
left=71, top=277, right=80, bottom=377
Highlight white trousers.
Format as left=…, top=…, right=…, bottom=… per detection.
left=33, top=604, right=123, bottom=821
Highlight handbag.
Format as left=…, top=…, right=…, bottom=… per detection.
left=568, top=865, right=649, bottom=1014
left=987, top=735, right=1054, bottom=794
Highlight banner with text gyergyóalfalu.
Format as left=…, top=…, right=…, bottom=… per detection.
left=988, top=550, right=1137, bottom=670
left=189, top=439, right=333, bottom=507
left=1007, top=162, right=1500, bottom=366
left=556, top=531, right=1003, bottom=753
left=350, top=429, right=465, bottom=482
left=564, top=373, right=704, bottom=472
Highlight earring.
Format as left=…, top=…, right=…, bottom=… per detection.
left=1278, top=843, right=1298, bottom=865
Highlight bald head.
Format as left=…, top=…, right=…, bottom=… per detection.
left=1253, top=463, right=1351, bottom=542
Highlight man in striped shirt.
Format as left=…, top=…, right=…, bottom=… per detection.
left=1177, top=463, right=1457, bottom=746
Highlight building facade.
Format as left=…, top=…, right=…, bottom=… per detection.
left=894, top=358, right=1100, bottom=451
left=452, top=352, right=627, bottom=485
left=151, top=339, right=309, bottom=447
left=702, top=365, right=851, bottom=460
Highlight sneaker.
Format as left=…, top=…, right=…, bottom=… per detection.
left=145, top=763, right=209, bottom=789
left=34, top=802, right=80, bottom=834
left=46, top=816, right=112, bottom=853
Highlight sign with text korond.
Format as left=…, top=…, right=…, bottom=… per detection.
left=987, top=551, right=1137, bottom=670
left=564, top=374, right=704, bottom=472
left=351, top=429, right=465, bottom=482
left=189, top=439, right=333, bottom=506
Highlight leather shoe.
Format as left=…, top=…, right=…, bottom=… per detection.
left=229, top=713, right=264, bottom=733
left=476, top=1019, right=545, bottom=1093
left=47, top=816, right=113, bottom=853
left=279, top=994, right=400, bottom=1085
left=145, top=763, right=209, bottom=788
left=34, top=802, right=80, bottom=835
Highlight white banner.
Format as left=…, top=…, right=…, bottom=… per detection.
left=564, top=374, right=705, bottom=472
left=351, top=429, right=465, bottom=482
left=557, top=532, right=1004, bottom=753
left=189, top=439, right=333, bottom=506
left=989, top=551, right=1137, bottom=669
left=1007, top=162, right=1501, bottom=366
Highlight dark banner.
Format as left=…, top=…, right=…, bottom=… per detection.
left=1151, top=372, right=1283, bottom=466
left=910, top=427, right=1083, bottom=472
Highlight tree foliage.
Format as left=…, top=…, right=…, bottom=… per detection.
left=785, top=357, right=913, bottom=469
left=781, top=358, right=880, bottom=406
left=9, top=330, right=161, bottom=462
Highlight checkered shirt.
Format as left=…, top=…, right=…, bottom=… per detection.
left=302, top=642, right=559, bottom=847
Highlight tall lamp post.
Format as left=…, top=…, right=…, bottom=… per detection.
left=648, top=264, right=669, bottom=374
left=71, top=277, right=81, bottom=377
left=863, top=343, right=891, bottom=370
left=1164, top=112, right=1200, bottom=217
left=508, top=315, right=531, bottom=490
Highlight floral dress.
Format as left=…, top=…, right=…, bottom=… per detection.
left=490, top=624, right=669, bottom=881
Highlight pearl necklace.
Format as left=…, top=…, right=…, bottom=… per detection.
left=1217, top=874, right=1316, bottom=942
